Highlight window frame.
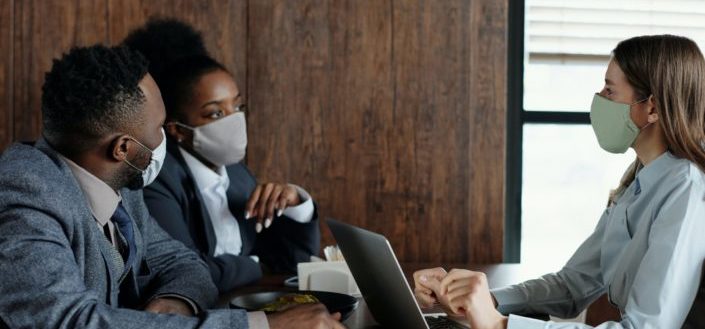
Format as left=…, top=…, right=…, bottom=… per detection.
left=504, top=0, right=592, bottom=262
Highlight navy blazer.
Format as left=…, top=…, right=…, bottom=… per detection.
left=143, top=139, right=320, bottom=292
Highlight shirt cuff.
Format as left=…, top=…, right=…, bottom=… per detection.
left=281, top=184, right=315, bottom=223
left=248, top=311, right=270, bottom=329
left=250, top=255, right=260, bottom=263
left=152, top=293, right=200, bottom=315
left=491, top=287, right=529, bottom=315
left=507, top=314, right=546, bottom=329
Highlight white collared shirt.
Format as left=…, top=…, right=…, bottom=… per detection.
left=59, top=155, right=121, bottom=247
left=179, top=148, right=314, bottom=258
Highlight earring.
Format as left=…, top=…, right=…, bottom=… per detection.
left=177, top=138, right=183, bottom=143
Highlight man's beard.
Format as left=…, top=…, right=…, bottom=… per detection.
left=124, top=169, right=144, bottom=190
left=117, top=146, right=150, bottom=191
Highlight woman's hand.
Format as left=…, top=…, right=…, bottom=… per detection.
left=413, top=267, right=447, bottom=307
left=412, top=267, right=464, bottom=317
left=245, top=183, right=301, bottom=232
left=439, top=269, right=507, bottom=329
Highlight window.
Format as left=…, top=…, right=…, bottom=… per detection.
left=506, top=0, right=705, bottom=266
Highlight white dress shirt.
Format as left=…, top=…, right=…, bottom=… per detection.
left=59, top=155, right=121, bottom=246
left=492, top=152, right=705, bottom=328
left=180, top=148, right=315, bottom=258
left=182, top=148, right=318, bottom=328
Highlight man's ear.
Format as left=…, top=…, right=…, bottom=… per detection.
left=109, top=135, right=133, bottom=162
left=646, top=95, right=659, bottom=124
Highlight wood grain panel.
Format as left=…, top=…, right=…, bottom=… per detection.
left=466, top=0, right=507, bottom=263
left=107, top=0, right=247, bottom=99
left=247, top=0, right=396, bottom=257
left=7, top=0, right=246, bottom=149
left=3, top=0, right=509, bottom=263
left=0, top=0, right=12, bottom=151
left=248, top=0, right=507, bottom=263
left=12, top=0, right=108, bottom=143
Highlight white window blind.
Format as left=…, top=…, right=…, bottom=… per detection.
left=528, top=0, right=705, bottom=56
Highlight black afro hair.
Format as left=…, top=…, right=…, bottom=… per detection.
left=41, top=45, right=149, bottom=153
left=122, top=18, right=232, bottom=121
left=121, top=17, right=209, bottom=84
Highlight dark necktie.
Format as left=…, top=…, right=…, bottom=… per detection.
left=110, top=202, right=136, bottom=274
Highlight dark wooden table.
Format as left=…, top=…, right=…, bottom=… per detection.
left=219, top=262, right=561, bottom=328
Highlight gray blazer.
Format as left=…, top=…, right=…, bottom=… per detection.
left=0, top=139, right=248, bottom=328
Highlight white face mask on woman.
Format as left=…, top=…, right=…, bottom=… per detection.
left=175, top=111, right=248, bottom=167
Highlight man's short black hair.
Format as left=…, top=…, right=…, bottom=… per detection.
left=41, top=45, right=149, bottom=154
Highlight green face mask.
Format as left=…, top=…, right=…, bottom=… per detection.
left=589, top=93, right=648, bottom=154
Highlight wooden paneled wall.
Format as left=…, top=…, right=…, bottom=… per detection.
left=0, top=0, right=507, bottom=263
left=5, top=0, right=247, bottom=145
left=0, top=1, right=11, bottom=150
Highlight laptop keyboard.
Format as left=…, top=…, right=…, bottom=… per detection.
left=424, top=315, right=468, bottom=329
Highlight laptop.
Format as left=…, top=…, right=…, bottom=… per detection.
left=327, top=218, right=469, bottom=329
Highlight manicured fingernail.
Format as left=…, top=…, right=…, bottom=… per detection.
left=276, top=209, right=283, bottom=217
left=245, top=211, right=250, bottom=219
left=256, top=222, right=263, bottom=233
left=265, top=218, right=272, bottom=228
left=420, top=275, right=427, bottom=282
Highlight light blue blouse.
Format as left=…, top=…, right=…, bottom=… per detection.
left=493, top=151, right=705, bottom=328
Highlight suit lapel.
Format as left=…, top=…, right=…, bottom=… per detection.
left=225, top=181, right=255, bottom=255
left=168, top=141, right=219, bottom=256
left=226, top=165, right=257, bottom=255
left=94, top=225, right=125, bottom=284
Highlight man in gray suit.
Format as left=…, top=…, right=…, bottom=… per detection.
left=0, top=45, right=343, bottom=329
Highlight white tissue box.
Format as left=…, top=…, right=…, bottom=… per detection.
left=297, top=261, right=360, bottom=296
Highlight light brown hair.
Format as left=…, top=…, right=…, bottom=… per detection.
left=609, top=35, right=705, bottom=205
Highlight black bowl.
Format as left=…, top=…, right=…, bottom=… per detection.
left=229, top=290, right=359, bottom=321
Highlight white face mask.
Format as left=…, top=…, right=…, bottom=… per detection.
left=124, top=128, right=167, bottom=187
left=175, top=112, right=248, bottom=167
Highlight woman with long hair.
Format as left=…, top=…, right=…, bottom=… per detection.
left=415, top=35, right=705, bottom=328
